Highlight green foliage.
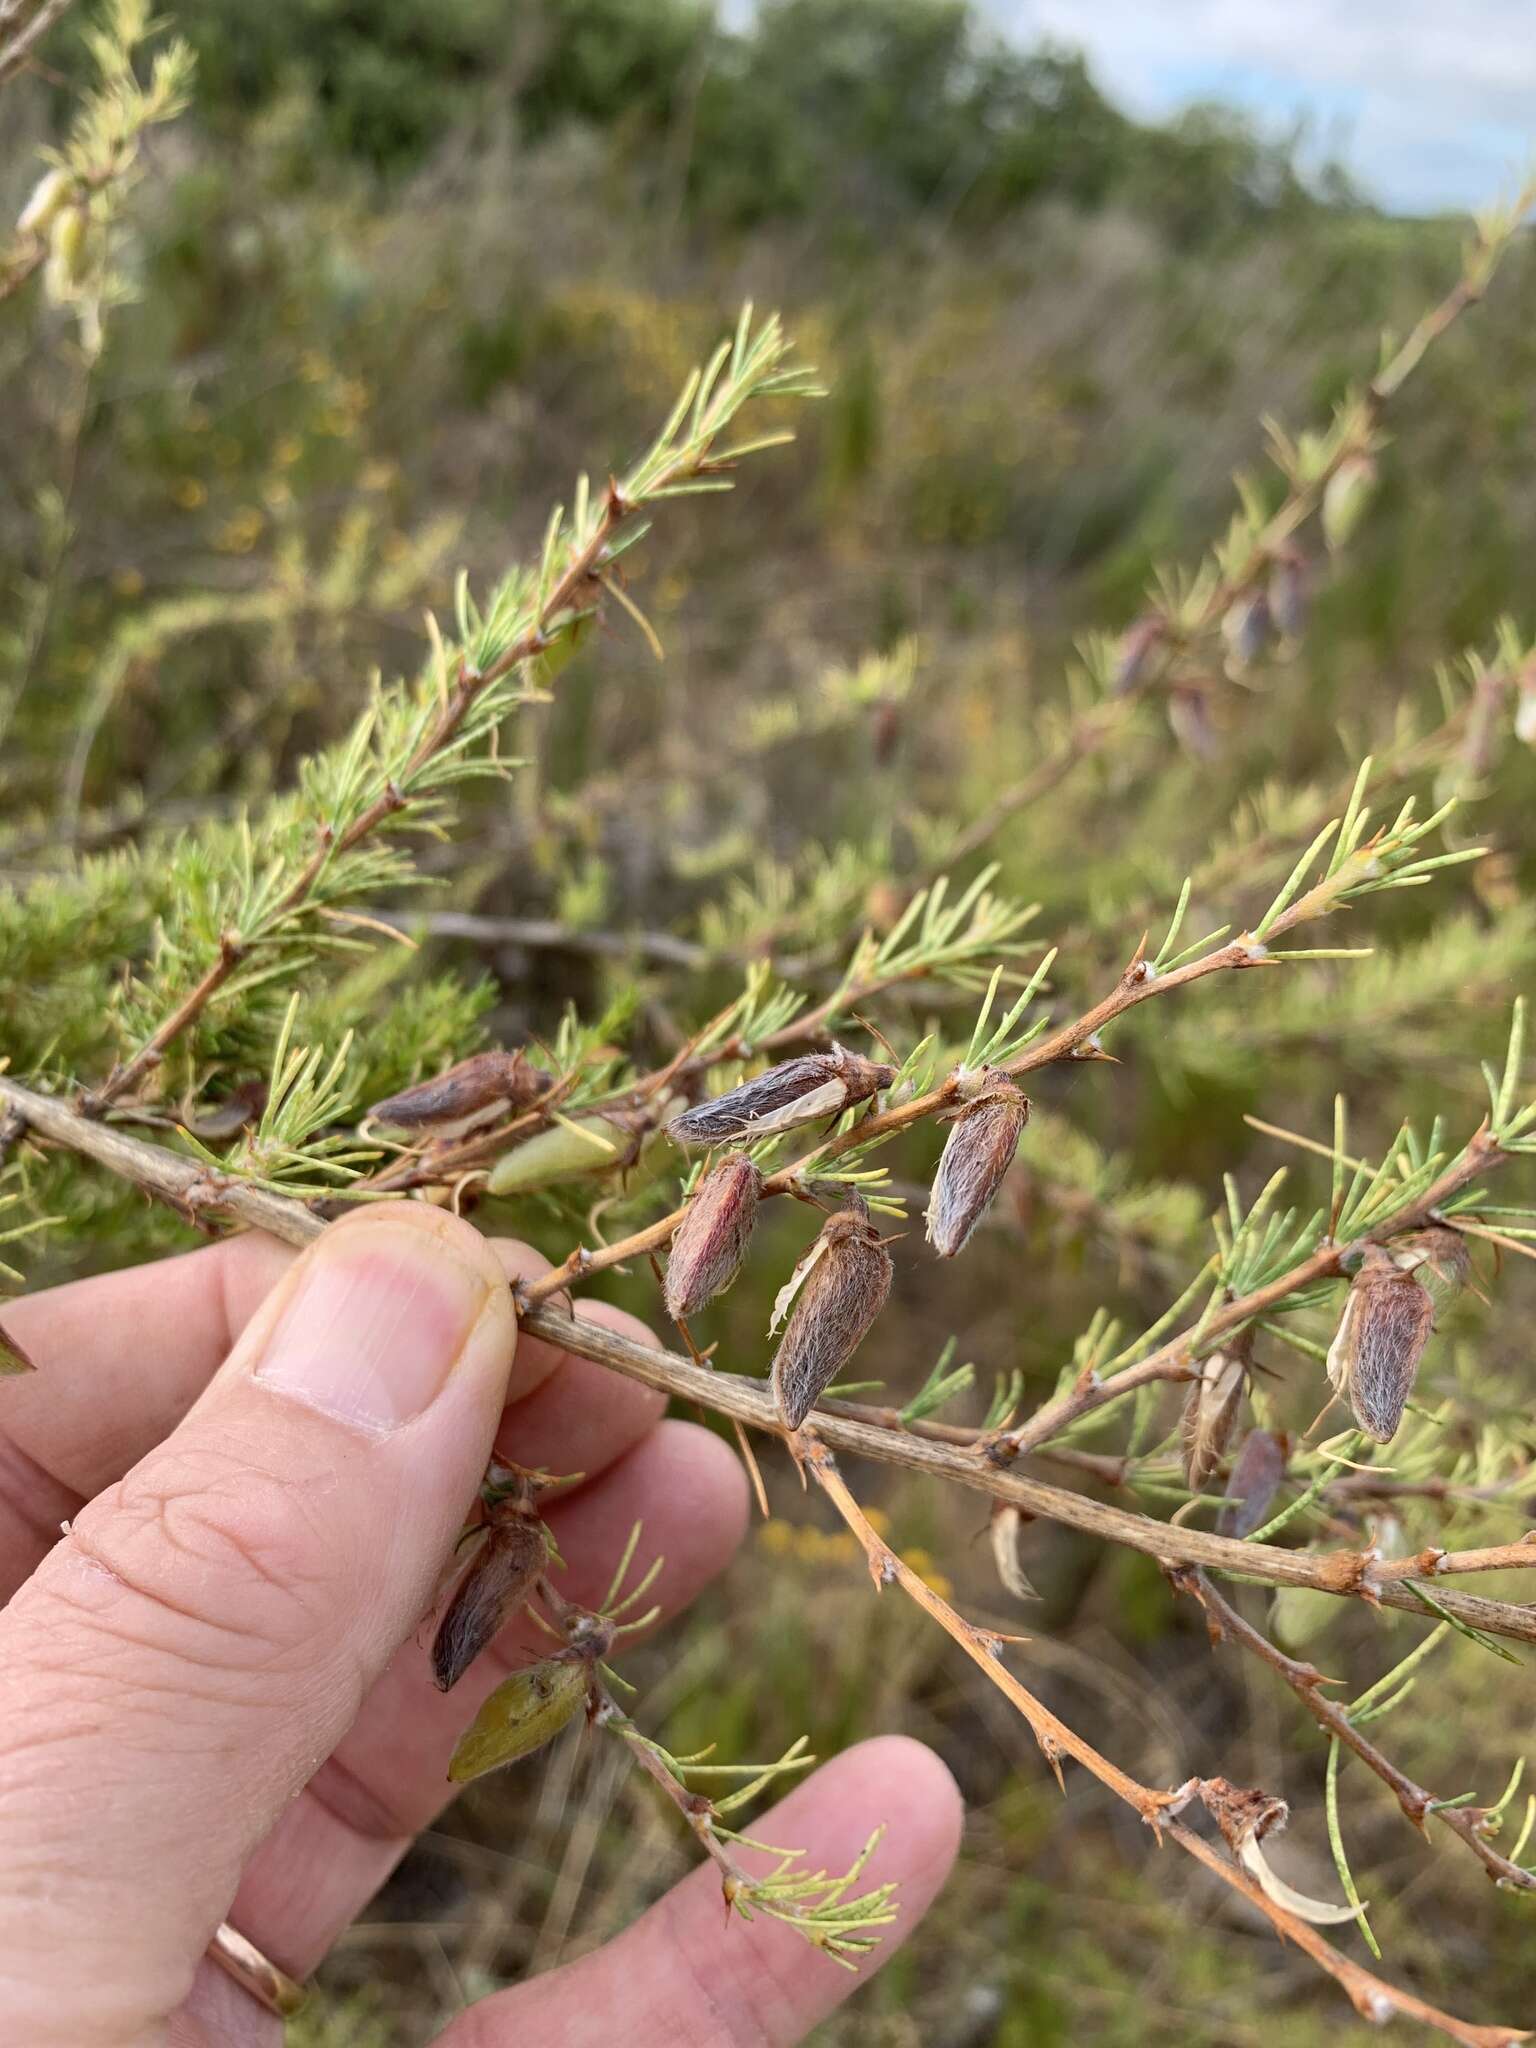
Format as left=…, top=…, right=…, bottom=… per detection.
left=6, top=8, right=1536, bottom=2041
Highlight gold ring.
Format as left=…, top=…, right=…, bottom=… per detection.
left=207, top=1920, right=309, bottom=2018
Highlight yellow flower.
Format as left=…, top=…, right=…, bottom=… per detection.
left=214, top=508, right=264, bottom=555
left=170, top=477, right=207, bottom=510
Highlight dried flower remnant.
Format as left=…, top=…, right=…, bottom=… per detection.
left=1181, top=1333, right=1251, bottom=1492
left=1326, top=1244, right=1435, bottom=1444
left=432, top=1503, right=551, bottom=1692
left=925, top=1071, right=1028, bottom=1258
left=770, top=1198, right=894, bottom=1430
left=990, top=1503, right=1039, bottom=1602
left=1219, top=1428, right=1289, bottom=1538
left=1178, top=1777, right=1366, bottom=1926
left=664, top=1154, right=762, bottom=1320
left=16, top=168, right=75, bottom=240
left=669, top=1044, right=894, bottom=1148
left=447, top=1658, right=588, bottom=1781
left=1391, top=1223, right=1471, bottom=1315
left=370, top=1048, right=553, bottom=1139
left=1517, top=666, right=1536, bottom=748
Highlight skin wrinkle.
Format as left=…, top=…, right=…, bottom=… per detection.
left=56, top=1462, right=347, bottom=1661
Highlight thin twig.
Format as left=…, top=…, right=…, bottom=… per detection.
left=1174, top=1568, right=1536, bottom=1891
left=804, top=1441, right=1527, bottom=2048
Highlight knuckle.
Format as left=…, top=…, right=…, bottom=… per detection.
left=62, top=1442, right=340, bottom=1678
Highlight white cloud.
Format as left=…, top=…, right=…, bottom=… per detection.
left=988, top=0, right=1535, bottom=210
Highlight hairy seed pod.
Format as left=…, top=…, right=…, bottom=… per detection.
left=17, top=167, right=74, bottom=239
left=770, top=1204, right=893, bottom=1430
left=870, top=696, right=901, bottom=766
left=1267, top=552, right=1310, bottom=642
left=1220, top=590, right=1271, bottom=673
left=1220, top=1427, right=1289, bottom=1538
left=1111, top=612, right=1165, bottom=696
left=1327, top=1244, right=1435, bottom=1444
left=371, top=1048, right=552, bottom=1137
left=1321, top=451, right=1377, bottom=552
left=665, top=1155, right=762, bottom=1320
left=1180, top=1332, right=1251, bottom=1492
left=0, top=1318, right=37, bottom=1376
left=432, top=1511, right=550, bottom=1692
left=925, top=1072, right=1028, bottom=1258
left=1166, top=685, right=1216, bottom=760
left=669, top=1044, right=895, bottom=1148
left=989, top=1503, right=1039, bottom=1602
left=447, top=1658, right=586, bottom=1782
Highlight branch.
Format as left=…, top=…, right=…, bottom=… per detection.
left=1174, top=1568, right=1536, bottom=1892
left=803, top=1441, right=1528, bottom=2048
left=86, top=313, right=813, bottom=1114
left=5, top=1076, right=1536, bottom=1647
left=921, top=197, right=1532, bottom=882
left=990, top=1122, right=1505, bottom=1462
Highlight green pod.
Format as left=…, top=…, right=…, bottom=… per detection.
left=49, top=205, right=89, bottom=282
left=1321, top=453, right=1376, bottom=553
left=486, top=1114, right=632, bottom=1195
left=486, top=1095, right=682, bottom=1197
left=448, top=1658, right=586, bottom=1782
left=533, top=610, right=596, bottom=687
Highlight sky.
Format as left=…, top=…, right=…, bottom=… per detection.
left=992, top=2, right=1535, bottom=214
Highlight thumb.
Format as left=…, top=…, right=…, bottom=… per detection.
left=0, top=1202, right=515, bottom=2046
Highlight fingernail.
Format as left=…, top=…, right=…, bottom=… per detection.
left=252, top=1224, right=494, bottom=1432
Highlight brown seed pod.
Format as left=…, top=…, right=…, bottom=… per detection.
left=664, top=1154, right=762, bottom=1321
left=925, top=1071, right=1028, bottom=1258
left=1180, top=1331, right=1251, bottom=1493
left=1220, top=589, right=1272, bottom=673
left=1111, top=612, right=1165, bottom=696
left=447, top=1657, right=587, bottom=1782
left=431, top=1509, right=551, bottom=1692
left=770, top=1202, right=894, bottom=1430
left=668, top=1044, right=894, bottom=1148
left=370, top=1048, right=552, bottom=1137
left=1267, top=551, right=1310, bottom=642
left=1326, top=1243, right=1435, bottom=1444
left=1220, top=1427, right=1289, bottom=1538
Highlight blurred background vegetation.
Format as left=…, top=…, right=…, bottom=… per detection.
left=4, top=2, right=1536, bottom=2042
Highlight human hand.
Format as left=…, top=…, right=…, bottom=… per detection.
left=0, top=1203, right=962, bottom=2046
